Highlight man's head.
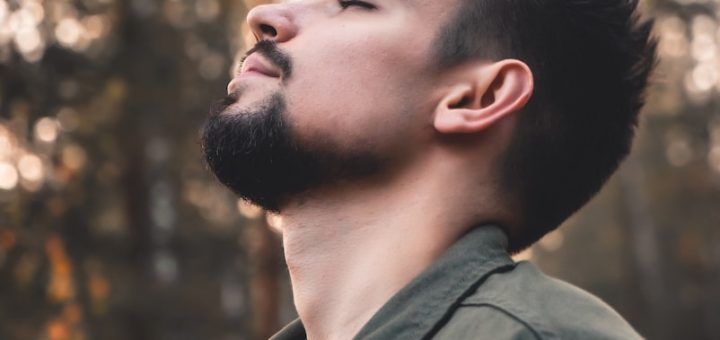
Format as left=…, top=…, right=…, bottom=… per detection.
left=202, top=0, right=656, bottom=252
left=203, top=0, right=471, bottom=209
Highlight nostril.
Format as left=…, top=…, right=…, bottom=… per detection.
left=260, top=24, right=277, bottom=37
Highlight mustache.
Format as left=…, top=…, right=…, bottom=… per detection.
left=241, top=40, right=293, bottom=79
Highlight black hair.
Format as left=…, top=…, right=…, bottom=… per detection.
left=434, top=0, right=658, bottom=253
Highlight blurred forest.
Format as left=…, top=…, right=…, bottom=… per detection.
left=0, top=0, right=718, bottom=339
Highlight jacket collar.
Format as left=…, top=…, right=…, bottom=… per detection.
left=270, top=225, right=515, bottom=340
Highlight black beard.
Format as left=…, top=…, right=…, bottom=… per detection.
left=201, top=92, right=382, bottom=212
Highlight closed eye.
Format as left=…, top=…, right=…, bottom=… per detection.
left=338, top=0, right=376, bottom=10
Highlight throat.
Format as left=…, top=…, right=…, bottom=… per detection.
left=280, top=207, right=460, bottom=340
left=275, top=157, right=494, bottom=340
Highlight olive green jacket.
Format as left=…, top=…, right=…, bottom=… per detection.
left=269, top=225, right=642, bottom=340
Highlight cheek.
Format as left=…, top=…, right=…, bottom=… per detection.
left=283, top=33, right=432, bottom=148
left=285, top=80, right=410, bottom=152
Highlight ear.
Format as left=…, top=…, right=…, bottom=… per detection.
left=434, top=59, right=534, bottom=134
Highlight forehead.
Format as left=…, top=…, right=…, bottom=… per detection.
left=402, top=0, right=464, bottom=22
left=400, top=0, right=462, bottom=12
left=393, top=0, right=466, bottom=28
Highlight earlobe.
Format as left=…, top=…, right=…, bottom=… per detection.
left=434, top=59, right=534, bottom=135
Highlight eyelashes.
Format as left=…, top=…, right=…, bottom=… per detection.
left=338, top=0, right=377, bottom=10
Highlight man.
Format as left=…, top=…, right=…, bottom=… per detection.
left=201, top=0, right=656, bottom=338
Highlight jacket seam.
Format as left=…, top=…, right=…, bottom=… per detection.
left=458, top=302, right=546, bottom=340
left=421, top=260, right=516, bottom=340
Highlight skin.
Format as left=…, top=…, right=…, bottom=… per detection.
left=236, top=0, right=534, bottom=339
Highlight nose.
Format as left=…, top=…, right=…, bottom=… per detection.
left=247, top=4, right=298, bottom=43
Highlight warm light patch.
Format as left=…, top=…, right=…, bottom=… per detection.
left=55, top=18, right=83, bottom=48
left=0, top=162, right=19, bottom=190
left=62, top=144, right=87, bottom=171
left=513, top=248, right=534, bottom=262
left=266, top=213, right=284, bottom=233
left=0, top=124, right=15, bottom=159
left=18, top=153, right=44, bottom=182
left=35, top=117, right=59, bottom=143
left=237, top=199, right=263, bottom=219
left=538, top=231, right=565, bottom=252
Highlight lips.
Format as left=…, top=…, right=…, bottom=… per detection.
left=241, top=54, right=281, bottom=78
left=227, top=53, right=281, bottom=94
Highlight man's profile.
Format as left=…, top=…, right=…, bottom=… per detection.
left=201, top=0, right=657, bottom=338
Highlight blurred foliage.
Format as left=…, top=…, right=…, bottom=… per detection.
left=0, top=0, right=290, bottom=339
left=0, top=0, right=719, bottom=339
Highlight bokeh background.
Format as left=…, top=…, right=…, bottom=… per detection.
left=0, top=0, right=718, bottom=339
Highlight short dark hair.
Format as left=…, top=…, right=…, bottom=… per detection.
left=434, top=0, right=658, bottom=253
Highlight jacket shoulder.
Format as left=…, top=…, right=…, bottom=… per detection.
left=433, top=303, right=541, bottom=340
left=437, top=261, right=643, bottom=340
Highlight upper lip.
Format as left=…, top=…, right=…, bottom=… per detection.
left=240, top=54, right=281, bottom=78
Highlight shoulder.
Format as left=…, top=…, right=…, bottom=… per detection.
left=434, top=261, right=643, bottom=340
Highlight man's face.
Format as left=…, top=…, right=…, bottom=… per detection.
left=203, top=0, right=458, bottom=210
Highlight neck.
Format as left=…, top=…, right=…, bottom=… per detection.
left=278, top=157, right=497, bottom=340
